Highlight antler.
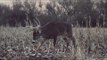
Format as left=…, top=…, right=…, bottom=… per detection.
left=33, top=17, right=41, bottom=31
left=34, top=17, right=40, bottom=26
left=35, top=17, right=41, bottom=25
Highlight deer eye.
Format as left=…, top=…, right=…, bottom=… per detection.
left=36, top=31, right=39, bottom=34
left=33, top=30, right=39, bottom=35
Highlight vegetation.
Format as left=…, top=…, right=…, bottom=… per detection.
left=0, top=0, right=107, bottom=27
left=0, top=0, right=107, bottom=60
left=0, top=27, right=107, bottom=60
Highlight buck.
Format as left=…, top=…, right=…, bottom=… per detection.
left=31, top=17, right=76, bottom=51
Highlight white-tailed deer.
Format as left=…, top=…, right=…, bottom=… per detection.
left=31, top=18, right=76, bottom=52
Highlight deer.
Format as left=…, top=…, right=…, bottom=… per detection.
left=31, top=17, right=76, bottom=53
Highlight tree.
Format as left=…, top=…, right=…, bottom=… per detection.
left=0, top=4, right=11, bottom=26
left=58, top=0, right=75, bottom=22
left=9, top=0, right=38, bottom=27
left=58, top=0, right=96, bottom=27
left=96, top=0, right=107, bottom=27
left=74, top=0, right=95, bottom=27
left=44, top=1, right=66, bottom=23
left=9, top=0, right=26, bottom=26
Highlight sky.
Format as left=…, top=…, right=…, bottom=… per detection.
left=0, top=0, right=50, bottom=6
left=0, top=0, right=105, bottom=6
left=0, top=0, right=12, bottom=5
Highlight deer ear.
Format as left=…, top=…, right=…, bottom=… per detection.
left=38, top=30, right=41, bottom=33
left=33, top=28, right=36, bottom=31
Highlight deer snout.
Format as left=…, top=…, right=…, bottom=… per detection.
left=32, top=40, right=36, bottom=43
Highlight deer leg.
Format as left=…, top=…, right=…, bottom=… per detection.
left=63, top=37, right=69, bottom=47
left=53, top=37, right=57, bottom=53
left=36, top=39, right=46, bottom=51
left=53, top=38, right=57, bottom=47
left=70, top=36, right=77, bottom=60
left=67, top=35, right=76, bottom=48
left=70, top=36, right=76, bottom=48
left=47, top=40, right=52, bottom=54
left=63, top=37, right=70, bottom=52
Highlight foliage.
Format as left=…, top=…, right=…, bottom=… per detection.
left=0, top=0, right=107, bottom=27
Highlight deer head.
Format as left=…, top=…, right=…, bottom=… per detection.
left=32, top=17, right=42, bottom=40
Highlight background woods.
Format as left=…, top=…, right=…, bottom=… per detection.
left=0, top=0, right=107, bottom=27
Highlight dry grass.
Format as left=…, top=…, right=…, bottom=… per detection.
left=0, top=26, right=107, bottom=60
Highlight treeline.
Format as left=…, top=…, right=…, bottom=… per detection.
left=0, top=0, right=107, bottom=27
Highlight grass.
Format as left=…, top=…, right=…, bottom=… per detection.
left=0, top=26, right=107, bottom=60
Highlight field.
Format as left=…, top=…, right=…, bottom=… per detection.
left=0, top=26, right=107, bottom=60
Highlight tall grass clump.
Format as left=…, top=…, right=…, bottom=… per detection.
left=73, top=27, right=107, bottom=60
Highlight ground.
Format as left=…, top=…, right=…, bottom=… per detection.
left=0, top=27, right=107, bottom=60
